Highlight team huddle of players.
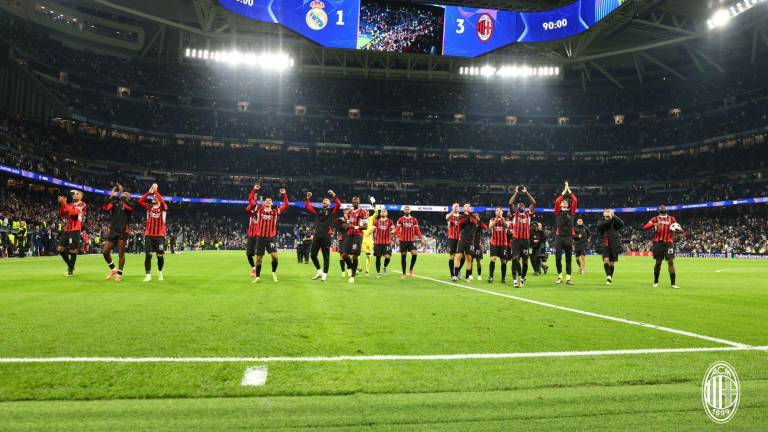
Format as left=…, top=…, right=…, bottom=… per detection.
left=54, top=181, right=683, bottom=288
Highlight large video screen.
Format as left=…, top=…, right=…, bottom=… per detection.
left=217, top=0, right=627, bottom=58
left=357, top=1, right=444, bottom=55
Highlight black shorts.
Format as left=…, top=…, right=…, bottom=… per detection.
left=456, top=240, right=474, bottom=256
left=399, top=241, right=417, bottom=253
left=374, top=244, right=392, bottom=257
left=574, top=242, right=588, bottom=256
left=490, top=245, right=507, bottom=259
left=602, top=242, right=621, bottom=262
left=105, top=231, right=129, bottom=243
left=511, top=239, right=530, bottom=257
left=532, top=243, right=547, bottom=257
left=343, top=235, right=363, bottom=256
left=57, top=231, right=81, bottom=250
left=447, top=238, right=459, bottom=255
left=652, top=242, right=675, bottom=261
left=554, top=236, right=573, bottom=254
left=473, top=244, right=483, bottom=259
left=145, top=235, right=167, bottom=254
left=311, top=235, right=332, bottom=251
left=249, top=236, right=276, bottom=256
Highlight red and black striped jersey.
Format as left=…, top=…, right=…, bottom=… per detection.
left=60, top=201, right=86, bottom=232
left=246, top=193, right=289, bottom=238
left=373, top=218, right=394, bottom=244
left=345, top=207, right=369, bottom=236
left=489, top=216, right=508, bottom=246
left=138, top=192, right=167, bottom=236
left=396, top=216, right=423, bottom=242
left=447, top=213, right=461, bottom=239
left=643, top=214, right=677, bottom=243
left=510, top=209, right=532, bottom=240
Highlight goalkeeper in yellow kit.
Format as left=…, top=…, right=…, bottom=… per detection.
left=360, top=196, right=379, bottom=276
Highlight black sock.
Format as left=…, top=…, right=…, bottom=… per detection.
left=117, top=269, right=123, bottom=276
left=670, top=272, right=676, bottom=285
left=489, top=261, right=495, bottom=278
left=157, top=255, right=164, bottom=272
left=256, top=264, right=262, bottom=277
left=60, top=251, right=71, bottom=269
left=376, top=256, right=381, bottom=273
left=247, top=255, right=255, bottom=268
left=108, top=261, right=115, bottom=270
left=145, top=254, right=151, bottom=273
left=604, top=263, right=611, bottom=276
left=340, top=259, right=346, bottom=271
left=459, top=257, right=465, bottom=272
left=476, top=261, right=481, bottom=276
left=271, top=259, right=278, bottom=273
left=465, top=269, right=471, bottom=279
left=453, top=266, right=460, bottom=278
left=351, top=257, right=358, bottom=277
left=448, top=259, right=454, bottom=276
left=609, top=266, right=614, bottom=277
left=512, top=260, right=519, bottom=279
left=311, top=254, right=321, bottom=270
left=410, top=255, right=417, bottom=271
left=521, top=259, right=528, bottom=278
left=69, top=253, right=77, bottom=271
left=322, top=249, right=330, bottom=273
left=501, top=261, right=507, bottom=280
left=401, top=254, right=407, bottom=274
left=654, top=263, right=661, bottom=283
left=384, top=257, right=390, bottom=269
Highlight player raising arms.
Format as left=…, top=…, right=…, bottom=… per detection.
left=553, top=181, right=578, bottom=285
left=341, top=196, right=369, bottom=283
left=508, top=186, right=536, bottom=288
left=138, top=183, right=168, bottom=282
left=453, top=204, right=479, bottom=282
left=446, top=203, right=461, bottom=279
left=643, top=205, right=683, bottom=289
left=102, top=184, right=133, bottom=282
left=488, top=207, right=509, bottom=284
left=304, top=190, right=342, bottom=281
left=371, top=208, right=395, bottom=278
left=56, top=190, right=86, bottom=277
left=597, top=209, right=624, bottom=285
left=395, top=206, right=424, bottom=279
left=336, top=209, right=350, bottom=277
left=246, top=184, right=289, bottom=283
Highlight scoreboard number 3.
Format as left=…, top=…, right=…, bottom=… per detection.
left=455, top=18, right=465, bottom=34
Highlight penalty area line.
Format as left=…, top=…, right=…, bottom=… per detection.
left=415, top=275, right=750, bottom=348
left=1, top=346, right=767, bottom=363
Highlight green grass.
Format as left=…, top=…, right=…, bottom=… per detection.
left=0, top=251, right=766, bottom=430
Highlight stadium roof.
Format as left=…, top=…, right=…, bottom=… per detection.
left=33, top=0, right=768, bottom=88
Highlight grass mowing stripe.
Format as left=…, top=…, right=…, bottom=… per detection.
left=2, top=345, right=766, bottom=363
left=415, top=274, right=750, bottom=348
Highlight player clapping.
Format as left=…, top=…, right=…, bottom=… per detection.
left=553, top=181, right=578, bottom=285
left=597, top=209, right=624, bottom=285
left=395, top=206, right=424, bottom=279
left=370, top=208, right=395, bottom=278
left=102, top=184, right=133, bottom=282
left=341, top=196, right=369, bottom=283
left=137, top=183, right=168, bottom=282
left=56, top=190, right=86, bottom=277
left=508, top=186, right=536, bottom=288
left=488, top=207, right=510, bottom=284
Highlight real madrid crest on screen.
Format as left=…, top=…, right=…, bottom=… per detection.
left=306, top=0, right=328, bottom=31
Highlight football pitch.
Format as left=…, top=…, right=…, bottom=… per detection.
left=0, top=251, right=766, bottom=431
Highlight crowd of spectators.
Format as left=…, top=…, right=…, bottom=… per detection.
left=359, top=2, right=443, bottom=55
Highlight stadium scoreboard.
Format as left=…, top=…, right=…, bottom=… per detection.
left=218, top=0, right=626, bottom=57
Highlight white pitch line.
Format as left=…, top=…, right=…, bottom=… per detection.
left=415, top=275, right=750, bottom=348
left=0, top=346, right=766, bottom=363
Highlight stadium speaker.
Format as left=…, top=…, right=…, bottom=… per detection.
left=505, top=116, right=518, bottom=126
left=295, top=105, right=306, bottom=116
left=453, top=114, right=466, bottom=124
left=669, top=108, right=681, bottom=119
left=613, top=115, right=624, bottom=125
left=238, top=101, right=250, bottom=112
left=558, top=116, right=570, bottom=126
left=348, top=108, right=360, bottom=119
